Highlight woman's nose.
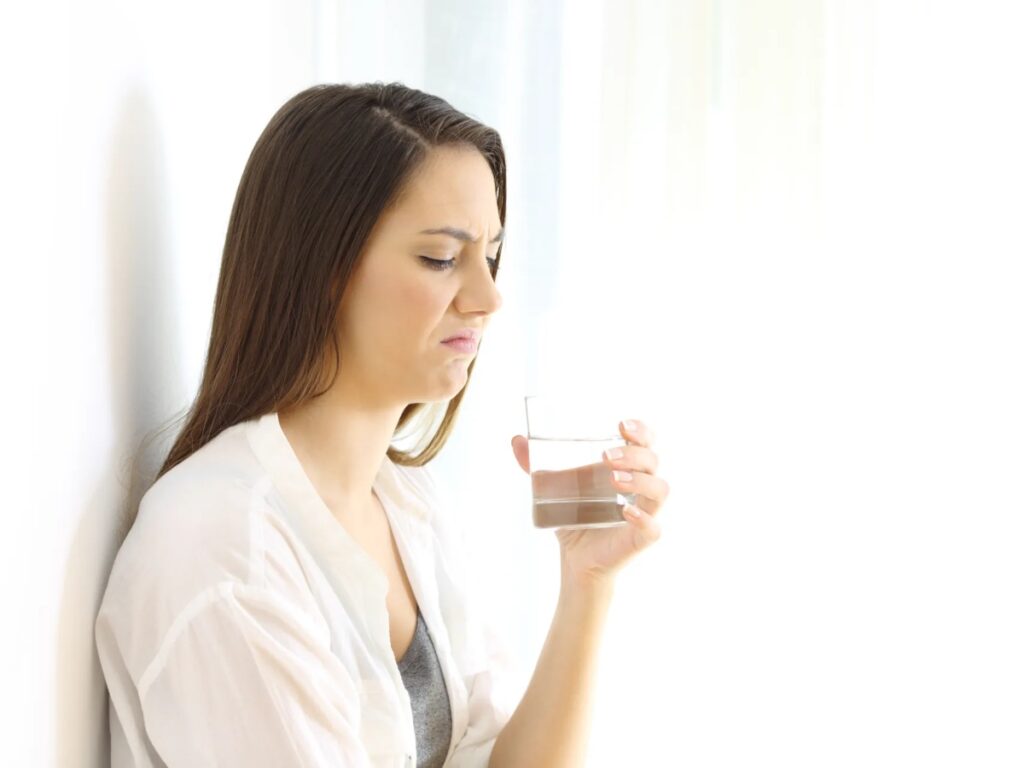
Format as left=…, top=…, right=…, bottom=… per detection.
left=456, top=255, right=502, bottom=315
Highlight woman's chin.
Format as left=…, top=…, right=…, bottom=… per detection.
left=430, top=369, right=469, bottom=400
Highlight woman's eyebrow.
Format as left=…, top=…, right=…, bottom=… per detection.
left=418, top=226, right=504, bottom=244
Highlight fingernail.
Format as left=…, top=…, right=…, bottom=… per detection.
left=612, top=470, right=633, bottom=482
left=623, top=420, right=637, bottom=432
left=604, top=447, right=623, bottom=460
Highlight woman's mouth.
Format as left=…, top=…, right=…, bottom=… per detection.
left=441, top=337, right=478, bottom=354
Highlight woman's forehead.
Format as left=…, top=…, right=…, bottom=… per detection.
left=371, top=148, right=501, bottom=243
left=394, top=191, right=501, bottom=242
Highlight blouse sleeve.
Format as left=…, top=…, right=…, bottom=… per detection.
left=137, top=580, right=374, bottom=767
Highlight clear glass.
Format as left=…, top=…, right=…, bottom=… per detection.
left=524, top=394, right=636, bottom=529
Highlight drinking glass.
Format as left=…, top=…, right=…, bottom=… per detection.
left=524, top=394, right=636, bottom=529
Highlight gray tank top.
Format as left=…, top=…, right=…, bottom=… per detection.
left=397, top=609, right=453, bottom=768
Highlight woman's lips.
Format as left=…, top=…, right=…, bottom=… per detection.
left=442, top=337, right=478, bottom=354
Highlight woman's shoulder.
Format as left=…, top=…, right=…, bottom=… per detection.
left=126, top=426, right=264, bottom=556
left=96, top=420, right=334, bottom=683
left=99, top=422, right=286, bottom=628
left=143, top=419, right=265, bottom=513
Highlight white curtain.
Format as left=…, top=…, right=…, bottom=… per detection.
left=373, top=1, right=1024, bottom=764
left=3, top=0, right=1020, bottom=765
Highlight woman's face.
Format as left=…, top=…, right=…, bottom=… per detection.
left=336, top=145, right=504, bottom=406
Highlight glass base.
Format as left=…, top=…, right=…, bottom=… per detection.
left=532, top=496, right=633, bottom=529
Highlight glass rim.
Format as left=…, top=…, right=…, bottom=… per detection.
left=523, top=393, right=627, bottom=440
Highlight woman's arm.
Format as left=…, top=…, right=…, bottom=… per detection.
left=493, top=418, right=669, bottom=767
left=486, top=559, right=616, bottom=768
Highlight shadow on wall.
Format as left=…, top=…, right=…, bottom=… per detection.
left=55, top=83, right=187, bottom=768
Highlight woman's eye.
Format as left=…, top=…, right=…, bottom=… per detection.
left=419, top=256, right=500, bottom=274
left=420, top=256, right=455, bottom=270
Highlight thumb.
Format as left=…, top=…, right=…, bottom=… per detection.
left=510, top=434, right=530, bottom=474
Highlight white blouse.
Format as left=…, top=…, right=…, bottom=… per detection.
left=94, top=411, right=514, bottom=767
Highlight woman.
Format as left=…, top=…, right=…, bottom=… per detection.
left=95, top=82, right=670, bottom=767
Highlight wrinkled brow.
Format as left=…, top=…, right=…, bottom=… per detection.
left=418, top=226, right=504, bottom=244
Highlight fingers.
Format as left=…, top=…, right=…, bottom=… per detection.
left=622, top=502, right=662, bottom=542
left=602, top=442, right=659, bottom=475
left=609, top=470, right=670, bottom=514
left=619, top=419, right=655, bottom=448
left=615, top=419, right=667, bottom=545
left=605, top=418, right=669, bottom=517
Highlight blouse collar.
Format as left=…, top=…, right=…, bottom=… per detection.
left=243, top=411, right=434, bottom=635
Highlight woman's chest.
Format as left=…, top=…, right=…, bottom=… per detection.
left=343, top=496, right=420, bottom=664
left=289, top=501, right=472, bottom=766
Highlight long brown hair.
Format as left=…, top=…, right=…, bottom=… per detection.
left=150, top=82, right=505, bottom=495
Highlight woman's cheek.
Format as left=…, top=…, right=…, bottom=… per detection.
left=396, top=275, right=447, bottom=325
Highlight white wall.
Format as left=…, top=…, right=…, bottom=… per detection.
left=3, top=1, right=1022, bottom=765
left=1, top=2, right=333, bottom=764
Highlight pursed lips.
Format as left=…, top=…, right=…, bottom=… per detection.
left=441, top=329, right=481, bottom=344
